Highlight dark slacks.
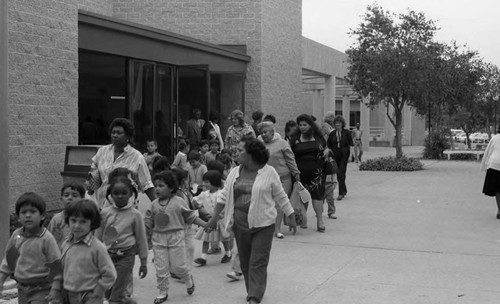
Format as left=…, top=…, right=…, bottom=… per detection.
left=233, top=223, right=275, bottom=303
left=334, top=153, right=349, bottom=196
left=107, top=249, right=136, bottom=304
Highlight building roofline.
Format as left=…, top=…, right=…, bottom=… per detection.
left=78, top=10, right=251, bottom=63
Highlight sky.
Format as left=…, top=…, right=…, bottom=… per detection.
left=302, top=0, right=500, bottom=66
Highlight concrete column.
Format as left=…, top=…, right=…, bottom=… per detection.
left=312, top=89, right=323, bottom=124
left=342, top=94, right=350, bottom=128
left=0, top=0, right=9, bottom=255
left=324, top=76, right=335, bottom=113
left=360, top=98, right=370, bottom=151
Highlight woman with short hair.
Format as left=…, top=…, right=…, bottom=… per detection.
left=87, top=117, right=156, bottom=207
left=225, top=110, right=255, bottom=152
left=206, top=137, right=296, bottom=304
left=258, top=121, right=300, bottom=238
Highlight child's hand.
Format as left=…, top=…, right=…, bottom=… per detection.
left=139, top=265, right=148, bottom=279
left=46, top=289, right=62, bottom=304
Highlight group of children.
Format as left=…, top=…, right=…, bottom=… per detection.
left=0, top=138, right=240, bottom=304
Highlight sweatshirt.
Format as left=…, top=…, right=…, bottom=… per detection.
left=145, top=196, right=198, bottom=235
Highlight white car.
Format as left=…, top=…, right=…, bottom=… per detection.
left=455, top=132, right=467, bottom=143
left=470, top=132, right=489, bottom=143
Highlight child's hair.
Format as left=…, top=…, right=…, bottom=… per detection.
left=106, top=175, right=138, bottom=199
left=15, top=192, right=46, bottom=216
left=171, top=168, right=188, bottom=186
left=153, top=171, right=179, bottom=194
left=147, top=139, right=157, bottom=145
left=206, top=160, right=225, bottom=176
left=263, top=114, right=276, bottom=124
left=203, top=170, right=223, bottom=188
left=178, top=141, right=188, bottom=152
left=219, top=148, right=232, bottom=156
left=152, top=155, right=171, bottom=176
left=108, top=167, right=132, bottom=181
left=216, top=153, right=232, bottom=170
left=64, top=199, right=101, bottom=231
left=187, top=150, right=202, bottom=162
left=209, top=139, right=220, bottom=148
left=60, top=181, right=86, bottom=198
left=199, top=139, right=209, bottom=148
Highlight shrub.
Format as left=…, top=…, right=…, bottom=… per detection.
left=359, top=155, right=424, bottom=171
left=423, top=131, right=451, bottom=159
left=447, top=153, right=482, bottom=161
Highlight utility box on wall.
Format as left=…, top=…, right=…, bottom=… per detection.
left=60, top=145, right=101, bottom=184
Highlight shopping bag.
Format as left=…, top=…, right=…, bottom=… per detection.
left=284, top=182, right=305, bottom=226
left=297, top=182, right=312, bottom=204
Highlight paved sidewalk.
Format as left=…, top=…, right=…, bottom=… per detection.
left=4, top=146, right=500, bottom=304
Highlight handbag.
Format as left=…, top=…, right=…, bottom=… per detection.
left=324, top=159, right=339, bottom=175
left=297, top=181, right=312, bottom=204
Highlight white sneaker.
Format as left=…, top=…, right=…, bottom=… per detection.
left=226, top=271, right=242, bottom=281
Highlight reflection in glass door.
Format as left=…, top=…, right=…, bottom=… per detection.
left=130, top=61, right=154, bottom=153
left=155, top=65, right=174, bottom=158
left=130, top=61, right=174, bottom=160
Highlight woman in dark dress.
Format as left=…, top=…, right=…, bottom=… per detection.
left=291, top=114, right=328, bottom=232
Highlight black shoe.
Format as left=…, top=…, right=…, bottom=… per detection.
left=170, top=272, right=181, bottom=280
left=337, top=194, right=344, bottom=200
left=496, top=213, right=500, bottom=219
left=187, top=275, right=195, bottom=295
left=194, top=258, right=206, bottom=266
left=153, top=295, right=168, bottom=304
left=328, top=214, right=337, bottom=219
left=221, top=254, right=232, bottom=263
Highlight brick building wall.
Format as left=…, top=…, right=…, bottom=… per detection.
left=8, top=0, right=79, bottom=210
left=111, top=0, right=263, bottom=120
left=261, top=0, right=302, bottom=131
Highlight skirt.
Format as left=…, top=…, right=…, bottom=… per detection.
left=483, top=168, right=500, bottom=196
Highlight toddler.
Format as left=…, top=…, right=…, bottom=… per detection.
left=143, top=140, right=161, bottom=172
left=205, top=139, right=220, bottom=164
left=97, top=176, right=148, bottom=304
left=48, top=181, right=86, bottom=247
left=61, top=199, right=117, bottom=304
left=186, top=151, right=208, bottom=196
left=0, top=192, right=62, bottom=303
left=171, top=140, right=189, bottom=170
left=199, top=139, right=209, bottom=164
left=145, top=171, right=206, bottom=303
left=193, top=170, right=233, bottom=266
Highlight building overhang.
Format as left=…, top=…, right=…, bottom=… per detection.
left=78, top=10, right=250, bottom=73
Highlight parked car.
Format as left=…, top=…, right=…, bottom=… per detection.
left=470, top=132, right=489, bottom=143
left=455, top=132, right=467, bottom=143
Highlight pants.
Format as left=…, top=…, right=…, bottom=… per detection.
left=334, top=154, right=349, bottom=196
left=353, top=140, right=363, bottom=162
left=107, top=248, right=136, bottom=304
left=232, top=251, right=241, bottom=273
left=65, top=290, right=103, bottom=304
left=17, top=282, right=51, bottom=304
left=184, top=225, right=196, bottom=273
left=233, top=224, right=275, bottom=303
left=152, top=230, right=191, bottom=294
left=324, top=174, right=337, bottom=215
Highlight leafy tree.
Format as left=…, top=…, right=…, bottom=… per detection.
left=477, top=62, right=500, bottom=138
left=347, top=5, right=441, bottom=158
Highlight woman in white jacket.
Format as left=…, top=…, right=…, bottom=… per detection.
left=206, top=137, right=296, bottom=304
left=481, top=129, right=500, bottom=218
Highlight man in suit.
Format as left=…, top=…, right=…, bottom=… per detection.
left=327, top=115, right=353, bottom=200
left=186, top=108, right=205, bottom=149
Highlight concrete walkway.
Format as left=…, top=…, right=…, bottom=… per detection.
left=4, top=146, right=500, bottom=304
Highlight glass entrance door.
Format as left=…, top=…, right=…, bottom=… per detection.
left=130, top=61, right=174, bottom=160
left=177, top=65, right=210, bottom=150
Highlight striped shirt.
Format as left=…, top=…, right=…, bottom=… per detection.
left=89, top=144, right=153, bottom=206
left=218, top=164, right=294, bottom=230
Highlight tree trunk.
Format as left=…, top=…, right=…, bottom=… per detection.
left=394, top=108, right=403, bottom=158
